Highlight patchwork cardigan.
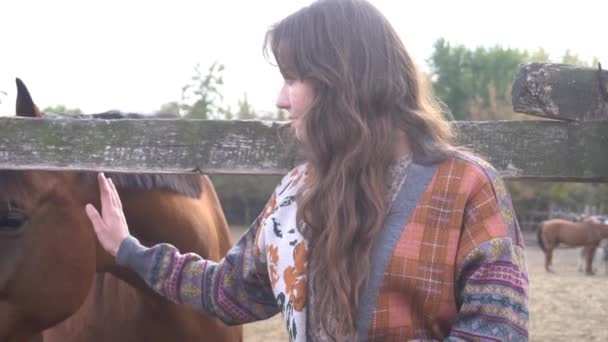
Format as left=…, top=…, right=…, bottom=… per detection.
left=117, top=155, right=529, bottom=341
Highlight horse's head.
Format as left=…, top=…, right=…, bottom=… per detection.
left=594, top=220, right=608, bottom=238
left=0, top=79, right=99, bottom=341
left=2, top=80, right=238, bottom=340
left=584, top=215, right=608, bottom=224
left=582, top=216, right=608, bottom=239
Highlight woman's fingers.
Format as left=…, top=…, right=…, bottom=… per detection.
left=88, top=173, right=130, bottom=257
left=85, top=203, right=105, bottom=232
left=108, top=178, right=123, bottom=210
left=98, top=173, right=122, bottom=211
left=97, top=172, right=114, bottom=209
left=107, top=179, right=128, bottom=227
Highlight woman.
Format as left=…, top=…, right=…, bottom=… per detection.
left=86, top=0, right=529, bottom=340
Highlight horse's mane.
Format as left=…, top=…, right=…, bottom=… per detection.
left=5, top=111, right=203, bottom=198
left=80, top=172, right=202, bottom=198
left=0, top=169, right=202, bottom=201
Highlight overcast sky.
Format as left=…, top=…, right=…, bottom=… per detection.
left=1, top=0, right=606, bottom=116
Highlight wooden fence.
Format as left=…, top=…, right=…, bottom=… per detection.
left=1, top=62, right=607, bottom=182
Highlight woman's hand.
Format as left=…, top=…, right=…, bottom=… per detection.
left=85, top=172, right=130, bottom=257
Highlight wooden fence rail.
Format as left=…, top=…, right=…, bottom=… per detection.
left=0, top=62, right=607, bottom=181
left=1, top=118, right=608, bottom=181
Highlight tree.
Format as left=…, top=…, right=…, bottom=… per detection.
left=428, top=38, right=531, bottom=120
left=428, top=39, right=601, bottom=121
left=157, top=101, right=180, bottom=115
left=157, top=62, right=229, bottom=119
left=43, top=105, right=82, bottom=115
left=236, top=93, right=256, bottom=120
left=181, top=62, right=227, bottom=119
left=529, top=48, right=550, bottom=62
left=561, top=50, right=598, bottom=68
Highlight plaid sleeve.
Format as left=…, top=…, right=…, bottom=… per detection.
left=447, top=174, right=529, bottom=341
left=116, top=211, right=280, bottom=325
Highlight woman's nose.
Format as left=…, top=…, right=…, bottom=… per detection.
left=275, top=84, right=290, bottom=109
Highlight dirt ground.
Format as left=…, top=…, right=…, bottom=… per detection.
left=231, top=228, right=608, bottom=341
left=524, top=231, right=608, bottom=342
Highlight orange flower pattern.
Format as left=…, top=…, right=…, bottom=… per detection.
left=283, top=242, right=308, bottom=311
left=267, top=244, right=280, bottom=287
left=254, top=164, right=309, bottom=341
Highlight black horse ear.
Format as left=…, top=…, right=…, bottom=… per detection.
left=15, top=78, right=42, bottom=117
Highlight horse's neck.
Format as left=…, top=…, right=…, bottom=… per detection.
left=43, top=273, right=221, bottom=342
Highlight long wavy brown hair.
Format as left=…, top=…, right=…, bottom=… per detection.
left=265, top=0, right=456, bottom=339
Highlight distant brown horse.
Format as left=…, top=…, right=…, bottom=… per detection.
left=537, top=218, right=608, bottom=275
left=0, top=79, right=243, bottom=342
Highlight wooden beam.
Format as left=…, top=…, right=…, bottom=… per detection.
left=0, top=118, right=296, bottom=175
left=456, top=120, right=608, bottom=182
left=512, top=62, right=608, bottom=121
left=0, top=117, right=607, bottom=181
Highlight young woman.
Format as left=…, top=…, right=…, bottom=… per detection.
left=86, top=1, right=529, bottom=340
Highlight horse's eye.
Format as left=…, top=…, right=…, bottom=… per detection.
left=0, top=206, right=28, bottom=233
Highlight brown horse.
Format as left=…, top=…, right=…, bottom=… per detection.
left=0, top=79, right=243, bottom=341
left=537, top=218, right=608, bottom=275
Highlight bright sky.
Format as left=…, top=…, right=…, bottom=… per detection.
left=1, top=0, right=606, bottom=117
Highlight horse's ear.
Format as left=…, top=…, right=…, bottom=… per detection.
left=15, top=78, right=43, bottom=117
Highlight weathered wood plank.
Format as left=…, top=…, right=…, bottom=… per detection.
left=0, top=118, right=297, bottom=175
left=456, top=120, right=608, bottom=182
left=512, top=62, right=608, bottom=121
left=0, top=117, right=607, bottom=181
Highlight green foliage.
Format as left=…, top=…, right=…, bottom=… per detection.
left=157, top=62, right=287, bottom=122
left=181, top=62, right=227, bottom=119
left=561, top=50, right=599, bottom=68
left=156, top=62, right=230, bottom=119
left=429, top=38, right=531, bottom=120
left=528, top=48, right=550, bottom=62
left=236, top=93, right=256, bottom=120
left=561, top=50, right=589, bottom=67
left=43, top=104, right=82, bottom=115
left=157, top=101, right=180, bottom=115
left=428, top=39, right=599, bottom=122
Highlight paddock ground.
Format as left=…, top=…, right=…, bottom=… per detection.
left=231, top=228, right=608, bottom=342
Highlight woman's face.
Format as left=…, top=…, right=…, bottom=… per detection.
left=276, top=77, right=315, bottom=142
